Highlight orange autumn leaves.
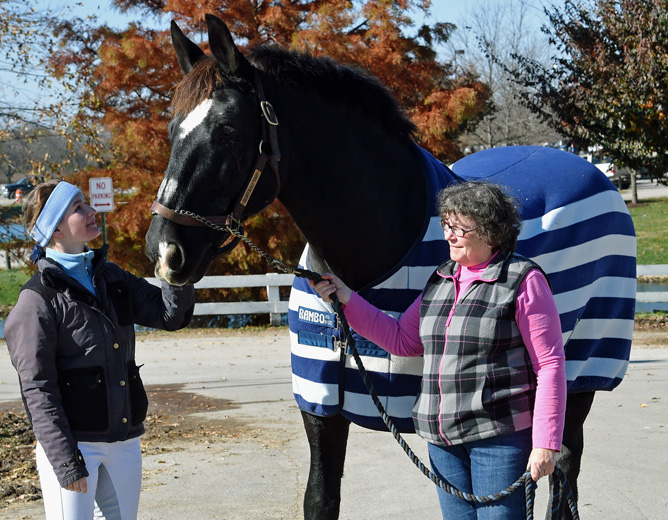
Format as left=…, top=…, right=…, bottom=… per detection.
left=49, top=0, right=489, bottom=274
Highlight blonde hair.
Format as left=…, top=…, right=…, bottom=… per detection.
left=23, top=180, right=61, bottom=237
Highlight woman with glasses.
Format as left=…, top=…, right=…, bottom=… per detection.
left=311, top=181, right=566, bottom=520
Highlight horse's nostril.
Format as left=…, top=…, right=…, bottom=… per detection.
left=167, top=245, right=183, bottom=271
left=159, top=242, right=184, bottom=272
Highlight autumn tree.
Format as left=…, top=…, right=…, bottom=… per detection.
left=0, top=1, right=103, bottom=271
left=509, top=0, right=668, bottom=202
left=0, top=1, right=99, bottom=184
left=47, top=0, right=490, bottom=278
left=445, top=0, right=561, bottom=152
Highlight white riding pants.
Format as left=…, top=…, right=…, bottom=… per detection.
left=36, top=437, right=142, bottom=520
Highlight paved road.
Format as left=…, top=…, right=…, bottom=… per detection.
left=1, top=329, right=666, bottom=519
left=621, top=178, right=668, bottom=201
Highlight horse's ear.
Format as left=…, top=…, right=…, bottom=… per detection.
left=171, top=20, right=206, bottom=75
left=205, top=14, right=251, bottom=77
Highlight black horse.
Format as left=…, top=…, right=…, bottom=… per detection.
left=145, top=15, right=636, bottom=519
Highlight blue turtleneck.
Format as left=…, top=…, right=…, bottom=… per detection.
left=46, top=248, right=97, bottom=296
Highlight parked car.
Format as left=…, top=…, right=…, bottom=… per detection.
left=1, top=177, right=37, bottom=199
left=580, top=153, right=633, bottom=189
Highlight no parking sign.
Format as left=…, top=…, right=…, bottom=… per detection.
left=89, top=177, right=114, bottom=245
left=89, top=177, right=114, bottom=212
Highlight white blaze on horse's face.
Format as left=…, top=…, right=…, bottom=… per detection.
left=178, top=98, right=214, bottom=140
left=157, top=175, right=180, bottom=203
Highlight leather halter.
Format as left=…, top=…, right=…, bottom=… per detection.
left=151, top=69, right=281, bottom=256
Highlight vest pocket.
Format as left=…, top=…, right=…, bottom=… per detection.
left=482, top=366, right=535, bottom=414
left=127, top=361, right=148, bottom=426
left=58, top=366, right=109, bottom=432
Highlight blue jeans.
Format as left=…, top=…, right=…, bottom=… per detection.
left=428, top=429, right=532, bottom=520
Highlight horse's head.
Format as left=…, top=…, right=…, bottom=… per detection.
left=145, top=15, right=280, bottom=285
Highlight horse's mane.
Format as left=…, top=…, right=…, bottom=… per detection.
left=171, top=47, right=417, bottom=140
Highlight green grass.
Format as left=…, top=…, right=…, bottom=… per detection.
left=628, top=197, right=668, bottom=265
left=0, top=269, right=30, bottom=307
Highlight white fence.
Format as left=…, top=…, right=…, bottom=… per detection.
left=145, top=266, right=668, bottom=325
left=146, top=273, right=295, bottom=326
left=637, top=264, right=668, bottom=276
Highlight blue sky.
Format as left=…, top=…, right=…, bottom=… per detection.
left=42, top=0, right=164, bottom=29
left=43, top=1, right=555, bottom=38
left=429, top=0, right=552, bottom=24
left=52, top=0, right=552, bottom=31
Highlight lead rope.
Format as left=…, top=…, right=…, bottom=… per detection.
left=173, top=211, right=579, bottom=519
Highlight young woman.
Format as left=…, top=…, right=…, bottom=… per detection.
left=312, top=181, right=567, bottom=519
left=5, top=180, right=195, bottom=520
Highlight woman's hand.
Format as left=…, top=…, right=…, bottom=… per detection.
left=65, top=477, right=87, bottom=493
left=527, top=448, right=557, bottom=481
left=309, top=274, right=353, bottom=305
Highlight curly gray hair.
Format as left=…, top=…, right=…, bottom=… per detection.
left=437, top=181, right=522, bottom=252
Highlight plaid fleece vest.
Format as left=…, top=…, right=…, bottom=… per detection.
left=416, top=251, right=540, bottom=447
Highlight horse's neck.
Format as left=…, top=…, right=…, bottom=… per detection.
left=274, top=87, right=427, bottom=290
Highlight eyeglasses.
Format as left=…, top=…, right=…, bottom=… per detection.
left=440, top=219, right=477, bottom=238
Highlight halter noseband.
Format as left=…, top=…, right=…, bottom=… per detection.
left=151, top=69, right=281, bottom=256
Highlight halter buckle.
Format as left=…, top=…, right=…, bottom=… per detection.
left=261, top=101, right=279, bottom=126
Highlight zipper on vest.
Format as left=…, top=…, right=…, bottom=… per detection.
left=445, top=274, right=465, bottom=328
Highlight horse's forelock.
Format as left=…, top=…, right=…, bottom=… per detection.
left=171, top=57, right=225, bottom=117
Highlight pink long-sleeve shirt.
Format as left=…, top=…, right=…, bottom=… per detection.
left=343, top=258, right=567, bottom=451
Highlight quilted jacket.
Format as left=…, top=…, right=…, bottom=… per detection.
left=4, top=246, right=194, bottom=486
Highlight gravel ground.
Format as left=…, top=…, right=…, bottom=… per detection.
left=0, top=322, right=666, bottom=519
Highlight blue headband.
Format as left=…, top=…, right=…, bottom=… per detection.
left=29, top=181, right=83, bottom=247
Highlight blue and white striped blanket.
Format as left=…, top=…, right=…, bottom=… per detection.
left=288, top=145, right=636, bottom=432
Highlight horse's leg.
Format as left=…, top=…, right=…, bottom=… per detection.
left=547, top=391, right=596, bottom=520
left=301, top=411, right=351, bottom=520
